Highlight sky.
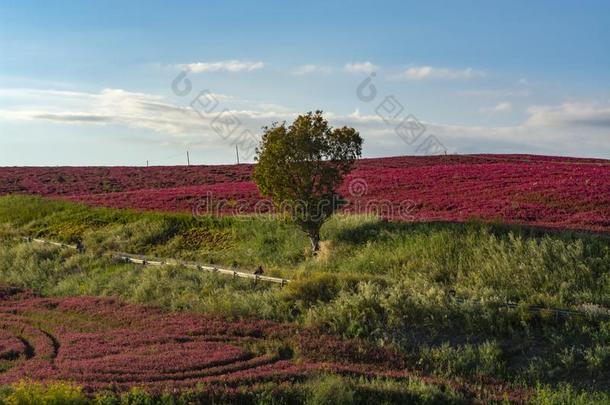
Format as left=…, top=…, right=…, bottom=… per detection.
left=0, top=0, right=609, bottom=166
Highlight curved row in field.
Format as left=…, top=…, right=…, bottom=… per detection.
left=0, top=286, right=526, bottom=402
left=0, top=288, right=288, bottom=392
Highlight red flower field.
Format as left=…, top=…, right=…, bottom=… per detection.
left=0, top=286, right=524, bottom=402
left=1, top=154, right=609, bottom=233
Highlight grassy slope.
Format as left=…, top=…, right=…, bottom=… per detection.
left=0, top=195, right=609, bottom=403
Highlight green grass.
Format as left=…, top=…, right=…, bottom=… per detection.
left=2, top=378, right=608, bottom=405
left=0, top=195, right=610, bottom=401
left=0, top=376, right=468, bottom=405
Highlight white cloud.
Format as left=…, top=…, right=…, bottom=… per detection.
left=292, top=64, right=333, bottom=76
left=395, top=66, right=485, bottom=80
left=335, top=110, right=609, bottom=158
left=1, top=88, right=609, bottom=158
left=181, top=60, right=264, bottom=73
left=329, top=101, right=610, bottom=157
left=291, top=62, right=379, bottom=75
left=458, top=88, right=531, bottom=98
left=480, top=101, right=512, bottom=114
left=0, top=88, right=293, bottom=140
left=526, top=102, right=610, bottom=128
left=344, top=61, right=379, bottom=74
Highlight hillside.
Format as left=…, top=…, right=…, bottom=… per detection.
left=1, top=155, right=609, bottom=234
left=0, top=196, right=610, bottom=403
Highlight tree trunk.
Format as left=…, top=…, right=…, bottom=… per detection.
left=309, top=233, right=320, bottom=255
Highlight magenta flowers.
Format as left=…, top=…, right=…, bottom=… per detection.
left=1, top=154, right=608, bottom=233
left=0, top=286, right=528, bottom=402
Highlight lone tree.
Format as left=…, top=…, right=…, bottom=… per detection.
left=253, top=111, right=362, bottom=253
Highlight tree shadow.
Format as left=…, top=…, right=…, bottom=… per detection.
left=332, top=217, right=608, bottom=246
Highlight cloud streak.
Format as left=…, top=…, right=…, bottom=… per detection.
left=292, top=64, right=333, bottom=76
left=344, top=61, right=378, bottom=74
left=480, top=101, right=512, bottom=114
left=526, top=102, right=610, bottom=128
left=395, top=66, right=485, bottom=80
left=181, top=60, right=264, bottom=73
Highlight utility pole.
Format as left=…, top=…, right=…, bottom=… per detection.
left=235, top=145, right=240, bottom=165
left=186, top=150, right=190, bottom=166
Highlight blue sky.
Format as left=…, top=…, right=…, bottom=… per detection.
left=1, top=0, right=609, bottom=165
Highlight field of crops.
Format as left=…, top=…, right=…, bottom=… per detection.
left=0, top=285, right=524, bottom=402
left=1, top=154, right=608, bottom=233
left=0, top=286, right=371, bottom=392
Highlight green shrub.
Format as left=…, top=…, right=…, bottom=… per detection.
left=351, top=377, right=465, bottom=405
left=417, top=341, right=505, bottom=378
left=306, top=375, right=355, bottom=405
left=305, top=282, right=386, bottom=340
left=584, top=344, right=610, bottom=374
left=530, top=383, right=610, bottom=405
left=254, top=382, right=307, bottom=405
left=1, top=381, right=88, bottom=405
left=282, top=272, right=381, bottom=320
left=283, top=273, right=341, bottom=306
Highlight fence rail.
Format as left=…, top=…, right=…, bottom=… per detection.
left=22, top=237, right=290, bottom=286
left=22, top=237, right=79, bottom=250
left=112, top=252, right=290, bottom=285
left=453, top=297, right=610, bottom=320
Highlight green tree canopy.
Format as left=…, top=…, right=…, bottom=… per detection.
left=253, top=111, right=363, bottom=253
